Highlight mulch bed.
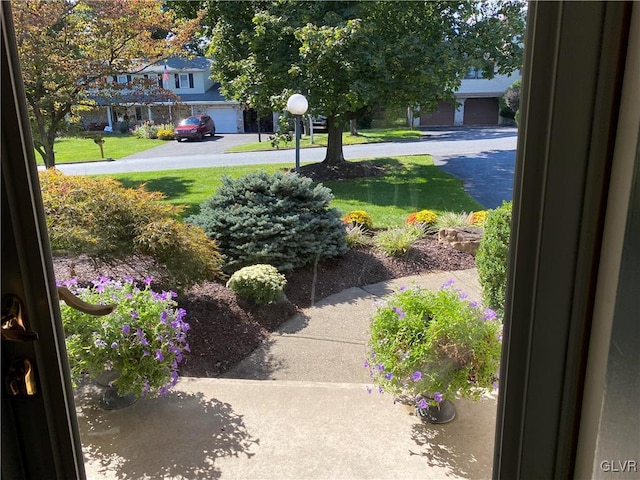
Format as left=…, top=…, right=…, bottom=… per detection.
left=53, top=236, right=474, bottom=378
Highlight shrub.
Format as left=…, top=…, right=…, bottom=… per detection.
left=343, top=210, right=374, bottom=230
left=405, top=209, right=437, bottom=227
left=366, top=280, right=502, bottom=407
left=156, top=129, right=175, bottom=140
left=375, top=224, right=424, bottom=257
left=60, top=277, right=189, bottom=398
left=345, top=223, right=372, bottom=249
left=188, top=171, right=347, bottom=272
left=476, top=201, right=512, bottom=315
left=133, top=122, right=174, bottom=139
left=39, top=169, right=223, bottom=289
left=226, top=264, right=287, bottom=304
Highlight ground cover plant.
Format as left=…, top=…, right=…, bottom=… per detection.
left=109, top=156, right=483, bottom=227
left=35, top=134, right=164, bottom=165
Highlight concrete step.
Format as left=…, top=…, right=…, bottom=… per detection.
left=78, top=377, right=498, bottom=480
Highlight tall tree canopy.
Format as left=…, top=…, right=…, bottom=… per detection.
left=12, top=0, right=201, bottom=168
left=205, top=1, right=526, bottom=165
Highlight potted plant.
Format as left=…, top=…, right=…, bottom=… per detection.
left=365, top=280, right=502, bottom=423
left=60, top=277, right=190, bottom=408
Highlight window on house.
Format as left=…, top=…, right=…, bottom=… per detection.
left=175, top=73, right=194, bottom=89
left=117, top=75, right=130, bottom=84
left=464, top=67, right=484, bottom=79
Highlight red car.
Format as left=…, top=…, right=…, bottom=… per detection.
left=174, top=115, right=216, bottom=142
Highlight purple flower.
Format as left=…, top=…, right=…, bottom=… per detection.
left=378, top=386, right=384, bottom=394
left=94, top=338, right=107, bottom=348
left=136, top=328, right=149, bottom=346
left=63, top=278, right=78, bottom=287
left=493, top=381, right=499, bottom=391
left=434, top=392, right=443, bottom=403
left=458, top=290, right=469, bottom=300
left=144, top=277, right=153, bottom=286
left=418, top=398, right=428, bottom=409
left=122, top=324, right=131, bottom=334
left=377, top=363, right=385, bottom=372
left=110, top=342, right=118, bottom=349
left=392, top=306, right=406, bottom=319
left=366, top=386, right=372, bottom=394
left=440, top=279, right=455, bottom=290
left=129, top=311, right=139, bottom=319
left=384, top=372, right=393, bottom=380
left=125, top=293, right=133, bottom=299
left=399, top=285, right=407, bottom=291
left=363, top=360, right=370, bottom=369
left=483, top=308, right=498, bottom=321
left=412, top=371, right=422, bottom=382
left=143, top=350, right=150, bottom=356
left=160, top=311, right=169, bottom=324
left=124, top=276, right=135, bottom=284
left=141, top=380, right=150, bottom=397
left=469, top=301, right=479, bottom=308
left=155, top=350, right=164, bottom=362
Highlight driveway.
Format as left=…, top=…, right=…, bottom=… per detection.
left=124, top=133, right=263, bottom=158
left=52, top=127, right=517, bottom=209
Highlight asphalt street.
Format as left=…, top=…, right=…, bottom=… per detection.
left=51, top=127, right=517, bottom=209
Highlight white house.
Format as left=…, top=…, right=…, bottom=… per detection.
left=419, top=69, right=521, bottom=127
left=81, top=57, right=270, bottom=134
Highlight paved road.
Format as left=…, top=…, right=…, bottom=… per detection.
left=53, top=127, right=517, bottom=208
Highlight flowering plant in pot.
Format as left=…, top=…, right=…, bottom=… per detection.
left=365, top=280, right=502, bottom=423
left=60, top=277, right=190, bottom=404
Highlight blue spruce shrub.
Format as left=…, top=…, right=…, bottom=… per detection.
left=187, top=171, right=347, bottom=272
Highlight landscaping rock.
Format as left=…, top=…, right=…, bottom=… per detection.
left=438, top=227, right=483, bottom=255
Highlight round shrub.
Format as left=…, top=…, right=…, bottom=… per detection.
left=39, top=169, right=223, bottom=289
left=406, top=209, right=437, bottom=226
left=475, top=201, right=512, bottom=315
left=343, top=210, right=373, bottom=230
left=188, top=171, right=347, bottom=272
left=226, top=264, right=287, bottom=304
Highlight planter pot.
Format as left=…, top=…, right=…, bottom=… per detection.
left=94, top=370, right=138, bottom=410
left=415, top=399, right=456, bottom=424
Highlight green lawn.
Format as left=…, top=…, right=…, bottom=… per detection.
left=226, top=128, right=423, bottom=153
left=107, top=156, right=482, bottom=227
left=36, top=134, right=166, bottom=165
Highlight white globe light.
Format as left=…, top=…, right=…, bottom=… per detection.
left=286, top=94, right=308, bottom=115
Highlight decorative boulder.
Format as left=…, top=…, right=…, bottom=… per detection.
left=438, top=227, right=483, bottom=255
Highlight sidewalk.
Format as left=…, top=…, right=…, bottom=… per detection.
left=77, top=269, right=498, bottom=479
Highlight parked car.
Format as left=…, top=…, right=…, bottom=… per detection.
left=312, top=116, right=328, bottom=132
left=174, top=115, right=215, bottom=142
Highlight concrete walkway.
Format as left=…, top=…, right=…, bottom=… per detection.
left=77, top=269, right=498, bottom=479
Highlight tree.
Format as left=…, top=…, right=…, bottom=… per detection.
left=12, top=0, right=201, bottom=168
left=205, top=1, right=526, bottom=165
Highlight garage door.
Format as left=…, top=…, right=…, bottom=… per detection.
left=420, top=101, right=455, bottom=126
left=207, top=107, right=238, bottom=133
left=463, top=98, right=499, bottom=125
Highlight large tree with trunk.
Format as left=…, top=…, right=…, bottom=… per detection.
left=12, top=0, right=201, bottom=168
left=204, top=0, right=525, bottom=165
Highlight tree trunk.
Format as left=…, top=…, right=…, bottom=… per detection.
left=349, top=119, right=358, bottom=136
left=323, top=115, right=345, bottom=165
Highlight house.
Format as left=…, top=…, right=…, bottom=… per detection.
left=419, top=69, right=521, bottom=127
left=81, top=57, right=273, bottom=134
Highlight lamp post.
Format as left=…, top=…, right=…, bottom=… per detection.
left=286, top=93, right=308, bottom=173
